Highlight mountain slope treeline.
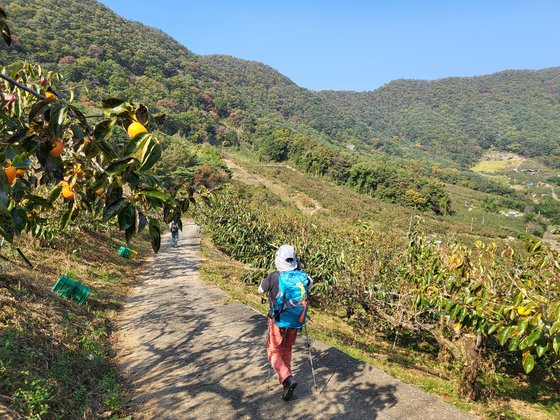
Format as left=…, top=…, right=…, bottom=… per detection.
left=319, top=69, right=560, bottom=167
left=3, top=0, right=559, bottom=173
left=0, top=0, right=454, bottom=213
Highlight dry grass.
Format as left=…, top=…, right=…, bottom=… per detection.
left=0, top=227, right=150, bottom=418
left=223, top=156, right=323, bottom=214
left=472, top=160, right=521, bottom=173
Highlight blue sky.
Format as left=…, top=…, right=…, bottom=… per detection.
left=98, top=1, right=560, bottom=91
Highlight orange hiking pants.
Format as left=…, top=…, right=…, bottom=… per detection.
left=266, top=317, right=298, bottom=384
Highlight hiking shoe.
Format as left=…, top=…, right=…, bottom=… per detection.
left=282, top=376, right=297, bottom=401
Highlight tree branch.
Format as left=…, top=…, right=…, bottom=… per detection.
left=15, top=247, right=33, bottom=268
left=355, top=294, right=462, bottom=360
left=0, top=72, right=45, bottom=99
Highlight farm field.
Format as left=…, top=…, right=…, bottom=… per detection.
left=198, top=156, right=560, bottom=419
left=226, top=152, right=529, bottom=246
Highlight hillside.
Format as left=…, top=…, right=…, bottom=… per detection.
left=3, top=0, right=559, bottom=173
left=1, top=0, right=361, bottom=148
left=2, top=0, right=560, bottom=222
left=198, top=54, right=371, bottom=142
left=0, top=0, right=441, bottom=216
left=3, top=0, right=560, bottom=231
left=0, top=227, right=151, bottom=418
left=319, top=69, right=560, bottom=167
left=1, top=2, right=559, bottom=418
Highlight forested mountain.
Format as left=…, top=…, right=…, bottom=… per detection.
left=319, top=69, right=560, bottom=167
left=1, top=0, right=362, bottom=147
left=0, top=0, right=446, bottom=213
left=199, top=54, right=371, bottom=142
left=3, top=0, right=559, bottom=170
left=2, top=0, right=559, bottom=215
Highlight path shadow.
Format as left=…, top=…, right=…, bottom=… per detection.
left=117, top=225, right=404, bottom=419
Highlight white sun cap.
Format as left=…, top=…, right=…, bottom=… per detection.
left=275, top=244, right=298, bottom=272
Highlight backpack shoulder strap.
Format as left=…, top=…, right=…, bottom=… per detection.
left=274, top=272, right=287, bottom=313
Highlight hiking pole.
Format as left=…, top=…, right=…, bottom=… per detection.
left=267, top=363, right=272, bottom=390
left=265, top=320, right=273, bottom=390
left=303, top=324, right=317, bottom=389
left=263, top=295, right=273, bottom=391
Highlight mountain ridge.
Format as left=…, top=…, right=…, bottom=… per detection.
left=318, top=66, right=560, bottom=94
left=2, top=0, right=559, bottom=169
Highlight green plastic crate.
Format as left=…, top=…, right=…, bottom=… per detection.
left=52, top=275, right=90, bottom=305
left=118, top=246, right=137, bottom=259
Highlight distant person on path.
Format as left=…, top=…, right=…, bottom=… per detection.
left=169, top=220, right=180, bottom=247
left=258, top=245, right=312, bottom=401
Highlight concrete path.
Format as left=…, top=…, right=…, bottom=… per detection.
left=116, top=223, right=476, bottom=419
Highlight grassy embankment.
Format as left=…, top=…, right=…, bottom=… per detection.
left=0, top=227, right=150, bottom=418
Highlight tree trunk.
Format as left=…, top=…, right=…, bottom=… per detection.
left=437, top=345, right=454, bottom=366
left=458, top=334, right=484, bottom=400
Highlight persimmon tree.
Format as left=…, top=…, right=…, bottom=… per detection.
left=0, top=8, right=190, bottom=256
left=345, top=219, right=560, bottom=400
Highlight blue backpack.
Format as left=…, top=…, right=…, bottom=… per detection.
left=273, top=270, right=309, bottom=329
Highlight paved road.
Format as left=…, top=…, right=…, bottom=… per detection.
left=116, top=223, right=476, bottom=419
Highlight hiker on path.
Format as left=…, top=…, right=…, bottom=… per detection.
left=258, top=245, right=313, bottom=401
left=169, top=220, right=180, bottom=247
